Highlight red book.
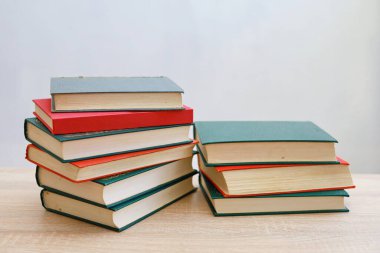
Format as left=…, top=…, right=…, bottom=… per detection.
left=33, top=98, right=193, bottom=134
left=198, top=155, right=355, bottom=197
left=26, top=141, right=197, bottom=182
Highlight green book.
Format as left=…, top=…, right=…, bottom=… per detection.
left=41, top=173, right=197, bottom=232
left=194, top=121, right=338, bottom=166
left=36, top=156, right=198, bottom=207
left=50, top=76, right=184, bottom=112
left=24, top=117, right=192, bottom=162
left=199, top=174, right=349, bottom=216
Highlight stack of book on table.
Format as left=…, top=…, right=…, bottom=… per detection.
left=24, top=76, right=198, bottom=231
left=194, top=121, right=355, bottom=216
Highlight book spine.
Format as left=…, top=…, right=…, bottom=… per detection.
left=35, top=166, right=41, bottom=187
left=52, top=108, right=194, bottom=134
left=23, top=118, right=28, bottom=140
left=40, top=190, right=47, bottom=209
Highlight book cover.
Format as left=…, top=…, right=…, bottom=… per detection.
left=24, top=117, right=193, bottom=162
left=40, top=173, right=197, bottom=232
left=34, top=98, right=193, bottom=134
left=36, top=165, right=198, bottom=208
left=51, top=76, right=184, bottom=94
left=194, top=121, right=337, bottom=144
left=199, top=174, right=349, bottom=216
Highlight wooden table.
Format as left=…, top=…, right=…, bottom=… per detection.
left=1, top=168, right=379, bottom=253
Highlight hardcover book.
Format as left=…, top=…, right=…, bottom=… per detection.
left=50, top=76, right=184, bottom=111
left=198, top=153, right=355, bottom=197
left=36, top=156, right=197, bottom=207
left=41, top=173, right=197, bottom=232
left=199, top=174, right=349, bottom=216
left=26, top=141, right=197, bottom=182
left=194, top=121, right=338, bottom=165
left=34, top=98, right=193, bottom=134
left=24, top=117, right=192, bottom=162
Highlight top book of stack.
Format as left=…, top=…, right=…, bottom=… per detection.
left=50, top=76, right=184, bottom=112
left=194, top=121, right=338, bottom=165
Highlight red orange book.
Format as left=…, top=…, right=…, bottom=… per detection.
left=26, top=141, right=197, bottom=182
left=198, top=153, right=355, bottom=197
left=33, top=98, right=193, bottom=134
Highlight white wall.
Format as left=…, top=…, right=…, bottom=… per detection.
left=0, top=0, right=379, bottom=172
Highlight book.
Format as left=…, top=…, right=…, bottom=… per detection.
left=199, top=174, right=349, bottom=216
left=41, top=174, right=197, bottom=232
left=198, top=153, right=354, bottom=196
left=24, top=118, right=192, bottom=162
left=50, top=76, right=184, bottom=112
left=194, top=121, right=338, bottom=165
left=36, top=157, right=197, bottom=207
left=26, top=141, right=196, bottom=182
left=34, top=98, right=193, bottom=135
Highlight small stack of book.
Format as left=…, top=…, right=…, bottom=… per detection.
left=194, top=121, right=355, bottom=216
left=24, top=76, right=198, bottom=231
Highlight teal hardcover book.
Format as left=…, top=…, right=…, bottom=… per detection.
left=24, top=117, right=192, bottom=162
left=41, top=173, right=197, bottom=232
left=51, top=76, right=184, bottom=94
left=50, top=76, right=184, bottom=112
left=194, top=121, right=338, bottom=165
left=199, top=174, right=349, bottom=216
left=36, top=156, right=198, bottom=208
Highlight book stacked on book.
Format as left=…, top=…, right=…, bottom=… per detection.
left=194, top=121, right=355, bottom=216
left=24, top=76, right=198, bottom=231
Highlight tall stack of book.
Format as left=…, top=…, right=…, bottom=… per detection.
left=194, top=121, right=355, bottom=216
left=24, top=76, right=198, bottom=231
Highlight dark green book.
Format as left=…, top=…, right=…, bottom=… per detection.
left=36, top=155, right=197, bottom=208
left=50, top=76, right=184, bottom=112
left=199, top=174, right=349, bottom=216
left=41, top=172, right=197, bottom=232
left=194, top=121, right=338, bottom=166
left=24, top=117, right=192, bottom=162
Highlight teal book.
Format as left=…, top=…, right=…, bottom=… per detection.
left=41, top=173, right=197, bottom=232
left=194, top=121, right=338, bottom=166
left=36, top=156, right=197, bottom=208
left=24, top=117, right=192, bottom=162
left=50, top=76, right=184, bottom=112
left=199, top=174, right=349, bottom=216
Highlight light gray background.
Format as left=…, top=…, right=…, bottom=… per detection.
left=0, top=0, right=379, bottom=172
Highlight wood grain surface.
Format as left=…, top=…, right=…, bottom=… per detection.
left=0, top=168, right=379, bottom=253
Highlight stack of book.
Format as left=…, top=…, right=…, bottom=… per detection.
left=194, top=121, right=355, bottom=216
left=24, top=76, right=198, bottom=231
